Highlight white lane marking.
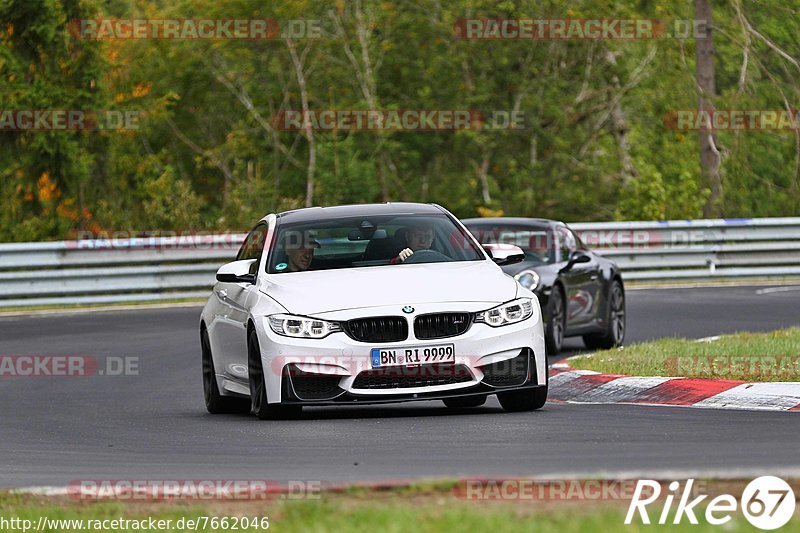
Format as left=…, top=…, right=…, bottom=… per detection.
left=693, top=383, right=800, bottom=411
left=0, top=300, right=205, bottom=319
left=756, top=286, right=800, bottom=295
left=627, top=281, right=800, bottom=291
left=695, top=335, right=721, bottom=343
left=524, top=467, right=800, bottom=481
left=12, top=486, right=70, bottom=496
left=570, top=376, right=673, bottom=403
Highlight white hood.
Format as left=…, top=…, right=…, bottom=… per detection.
left=261, top=260, right=517, bottom=315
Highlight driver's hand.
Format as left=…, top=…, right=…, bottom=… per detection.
left=398, top=248, right=414, bottom=262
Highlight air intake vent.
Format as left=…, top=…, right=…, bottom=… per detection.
left=353, top=364, right=473, bottom=389
left=286, top=365, right=344, bottom=401
left=479, top=350, right=531, bottom=387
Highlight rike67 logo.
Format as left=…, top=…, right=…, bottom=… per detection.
left=626, top=477, right=795, bottom=530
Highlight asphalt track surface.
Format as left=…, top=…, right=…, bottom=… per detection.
left=1, top=285, right=799, bottom=488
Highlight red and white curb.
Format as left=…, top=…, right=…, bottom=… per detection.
left=549, top=364, right=800, bottom=412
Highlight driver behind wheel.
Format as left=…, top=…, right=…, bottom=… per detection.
left=284, top=236, right=320, bottom=272
left=391, top=221, right=435, bottom=264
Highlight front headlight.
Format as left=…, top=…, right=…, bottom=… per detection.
left=475, top=298, right=534, bottom=327
left=514, top=270, right=540, bottom=290
left=268, top=314, right=342, bottom=339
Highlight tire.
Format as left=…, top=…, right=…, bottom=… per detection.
left=443, top=396, right=487, bottom=409
left=248, top=329, right=302, bottom=420
left=545, top=284, right=566, bottom=354
left=497, top=386, right=548, bottom=412
left=201, top=328, right=249, bottom=414
left=583, top=279, right=626, bottom=350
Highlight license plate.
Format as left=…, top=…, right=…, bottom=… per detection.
left=371, top=344, right=455, bottom=368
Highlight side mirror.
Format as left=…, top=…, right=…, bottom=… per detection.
left=216, top=259, right=257, bottom=284
left=561, top=251, right=591, bottom=272
left=483, top=244, right=525, bottom=266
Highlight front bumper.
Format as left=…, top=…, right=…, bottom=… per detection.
left=254, top=301, right=547, bottom=404
left=280, top=349, right=543, bottom=405
left=281, top=382, right=546, bottom=406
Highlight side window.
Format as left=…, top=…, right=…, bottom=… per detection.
left=557, top=227, right=576, bottom=262
left=237, top=224, right=269, bottom=274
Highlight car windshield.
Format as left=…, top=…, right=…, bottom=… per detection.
left=466, top=225, right=556, bottom=265
left=267, top=214, right=485, bottom=273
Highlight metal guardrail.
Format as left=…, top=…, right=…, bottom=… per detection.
left=570, top=217, right=800, bottom=280
left=1, top=217, right=799, bottom=308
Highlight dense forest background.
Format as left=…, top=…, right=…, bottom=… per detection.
left=1, top=0, right=799, bottom=242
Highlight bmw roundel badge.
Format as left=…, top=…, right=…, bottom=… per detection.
left=402, top=305, right=414, bottom=314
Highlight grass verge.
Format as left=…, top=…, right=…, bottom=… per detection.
left=2, top=481, right=799, bottom=533
left=568, top=327, right=800, bottom=381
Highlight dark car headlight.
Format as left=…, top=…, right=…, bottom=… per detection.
left=514, top=270, right=540, bottom=290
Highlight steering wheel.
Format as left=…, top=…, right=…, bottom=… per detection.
left=403, top=249, right=452, bottom=264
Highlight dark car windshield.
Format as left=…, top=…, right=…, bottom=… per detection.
left=267, top=214, right=484, bottom=273
left=466, top=225, right=556, bottom=265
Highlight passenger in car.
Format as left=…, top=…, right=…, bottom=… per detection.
left=528, top=233, right=552, bottom=263
left=391, top=221, right=435, bottom=264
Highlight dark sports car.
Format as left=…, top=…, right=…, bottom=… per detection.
left=462, top=218, right=625, bottom=354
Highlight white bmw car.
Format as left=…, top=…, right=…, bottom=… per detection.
left=200, top=203, right=548, bottom=419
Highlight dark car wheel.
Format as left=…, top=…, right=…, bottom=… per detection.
left=443, top=396, right=487, bottom=409
left=583, top=279, right=626, bottom=350
left=497, top=386, right=548, bottom=412
left=545, top=284, right=566, bottom=354
left=248, top=329, right=302, bottom=420
left=202, top=328, right=249, bottom=414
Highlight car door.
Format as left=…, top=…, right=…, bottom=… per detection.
left=556, top=226, right=600, bottom=329
left=213, top=223, right=269, bottom=381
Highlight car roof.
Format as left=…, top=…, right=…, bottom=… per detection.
left=275, top=202, right=445, bottom=224
left=461, top=217, right=561, bottom=228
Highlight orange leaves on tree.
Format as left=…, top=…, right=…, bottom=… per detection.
left=132, top=82, right=152, bottom=98
left=37, top=172, right=60, bottom=203
left=56, top=200, right=80, bottom=222
left=475, top=206, right=504, bottom=218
